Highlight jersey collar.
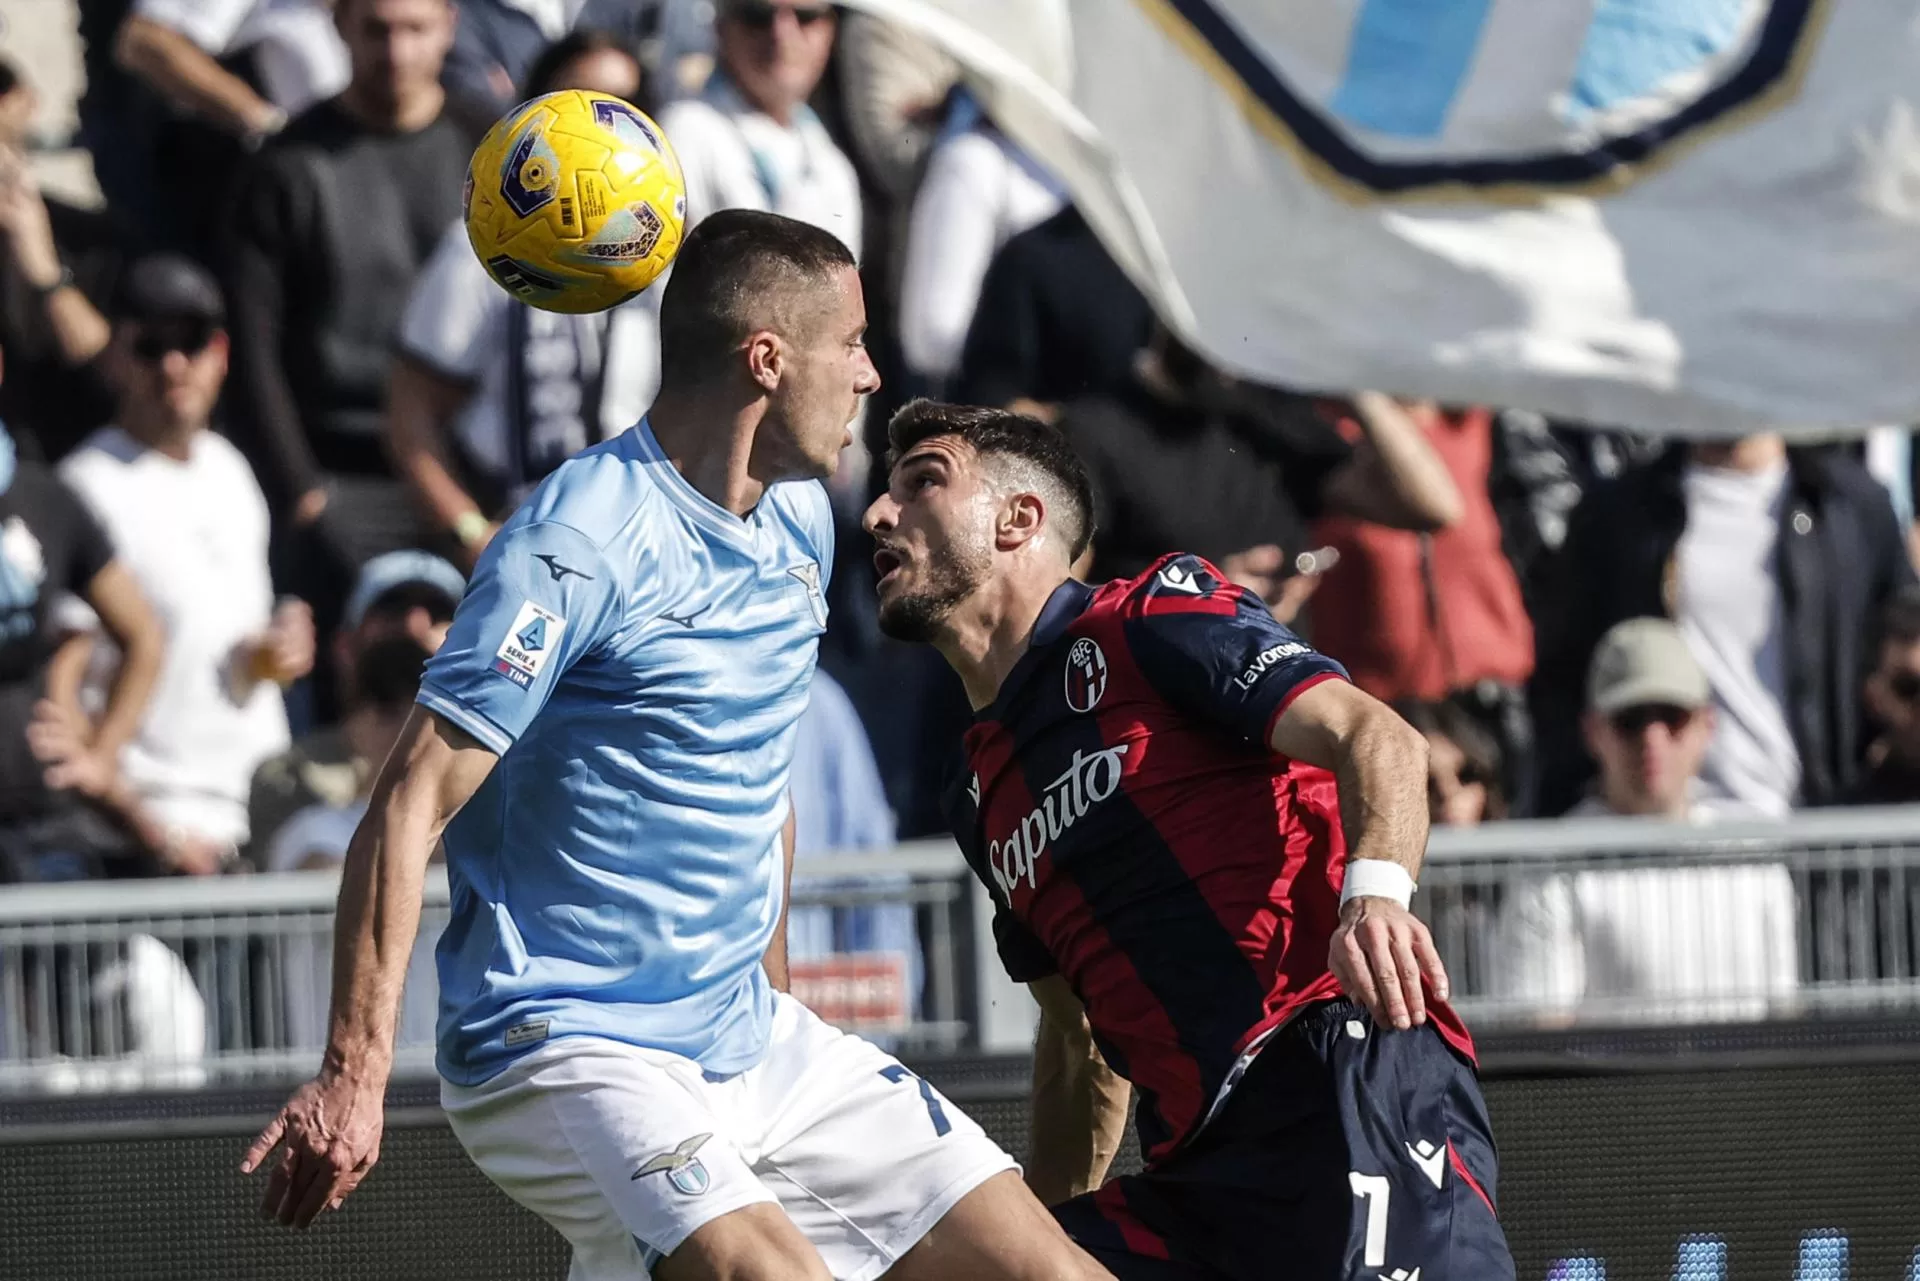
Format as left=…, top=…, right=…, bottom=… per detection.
left=975, top=578, right=1095, bottom=724
left=632, top=417, right=760, bottom=551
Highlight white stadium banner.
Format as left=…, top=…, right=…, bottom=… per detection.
left=846, top=0, right=1920, bottom=436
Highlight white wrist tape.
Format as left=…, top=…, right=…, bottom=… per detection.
left=1340, top=859, right=1415, bottom=908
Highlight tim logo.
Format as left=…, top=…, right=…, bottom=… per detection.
left=1153, top=0, right=1820, bottom=197
left=1064, top=638, right=1108, bottom=713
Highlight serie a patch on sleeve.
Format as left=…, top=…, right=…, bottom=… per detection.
left=493, top=601, right=567, bottom=689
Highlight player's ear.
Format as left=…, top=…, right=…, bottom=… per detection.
left=996, top=490, right=1046, bottom=553
left=744, top=329, right=782, bottom=393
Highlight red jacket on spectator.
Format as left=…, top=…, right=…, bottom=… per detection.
left=1309, top=404, right=1534, bottom=702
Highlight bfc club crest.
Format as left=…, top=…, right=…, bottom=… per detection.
left=1064, top=638, right=1109, bottom=714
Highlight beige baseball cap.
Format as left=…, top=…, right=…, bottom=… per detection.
left=1586, top=617, right=1710, bottom=715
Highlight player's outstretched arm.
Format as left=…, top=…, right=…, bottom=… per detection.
left=1026, top=975, right=1131, bottom=1207
left=241, top=707, right=499, bottom=1229
left=1270, top=680, right=1450, bottom=1031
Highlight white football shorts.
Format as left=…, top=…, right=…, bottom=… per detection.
left=441, top=992, right=1017, bottom=1280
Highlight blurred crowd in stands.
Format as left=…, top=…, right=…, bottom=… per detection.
left=0, top=0, right=1918, bottom=907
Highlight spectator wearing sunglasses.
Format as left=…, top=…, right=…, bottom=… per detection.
left=1572, top=618, right=1732, bottom=821
left=1855, top=587, right=1920, bottom=803
left=56, top=255, right=316, bottom=863
left=1490, top=617, right=1798, bottom=1025
left=657, top=0, right=862, bottom=259
left=1535, top=436, right=1915, bottom=817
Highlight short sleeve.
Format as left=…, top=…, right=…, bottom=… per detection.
left=398, top=220, right=510, bottom=381
left=134, top=0, right=254, bottom=52
left=417, top=520, right=625, bottom=754
left=993, top=909, right=1057, bottom=983
left=54, top=476, right=116, bottom=593
left=1121, top=554, right=1348, bottom=748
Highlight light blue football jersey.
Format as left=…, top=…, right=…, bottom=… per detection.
left=417, top=420, right=832, bottom=1086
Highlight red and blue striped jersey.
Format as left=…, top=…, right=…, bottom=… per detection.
left=948, top=553, right=1474, bottom=1163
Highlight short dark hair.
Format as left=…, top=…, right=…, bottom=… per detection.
left=657, top=209, right=856, bottom=381
left=885, top=399, right=1095, bottom=562
left=1882, top=585, right=1920, bottom=648
left=524, top=28, right=646, bottom=104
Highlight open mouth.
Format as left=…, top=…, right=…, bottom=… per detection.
left=873, top=547, right=903, bottom=585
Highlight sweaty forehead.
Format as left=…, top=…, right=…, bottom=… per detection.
left=893, top=435, right=976, bottom=475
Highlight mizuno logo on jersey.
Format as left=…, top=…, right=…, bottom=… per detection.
left=493, top=601, right=567, bottom=689
left=534, top=553, right=594, bottom=583
left=656, top=602, right=712, bottom=629
left=986, top=745, right=1130, bottom=899
left=1232, top=641, right=1311, bottom=692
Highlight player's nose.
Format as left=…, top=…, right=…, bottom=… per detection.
left=854, top=349, right=881, bottom=396
left=862, top=492, right=894, bottom=536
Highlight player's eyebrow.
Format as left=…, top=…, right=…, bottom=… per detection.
left=891, top=451, right=949, bottom=490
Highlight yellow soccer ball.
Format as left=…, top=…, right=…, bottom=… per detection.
left=464, top=90, right=687, bottom=314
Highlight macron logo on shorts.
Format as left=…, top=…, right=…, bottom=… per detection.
left=632, top=1133, right=713, bottom=1196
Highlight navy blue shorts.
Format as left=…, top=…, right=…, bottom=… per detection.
left=1053, top=1000, right=1515, bottom=1281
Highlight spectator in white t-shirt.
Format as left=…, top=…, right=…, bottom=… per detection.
left=59, top=255, right=316, bottom=859
left=657, top=1, right=862, bottom=258
left=897, top=90, right=1064, bottom=391
left=119, top=0, right=349, bottom=133
left=386, top=30, right=656, bottom=565
left=1493, top=618, right=1797, bottom=1025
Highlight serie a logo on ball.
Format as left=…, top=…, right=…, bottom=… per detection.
left=465, top=90, right=688, bottom=315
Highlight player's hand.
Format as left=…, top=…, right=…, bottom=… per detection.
left=1329, top=896, right=1449, bottom=1031
left=26, top=699, right=114, bottom=798
left=241, top=1070, right=387, bottom=1229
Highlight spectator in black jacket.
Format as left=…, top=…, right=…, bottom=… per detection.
left=1534, top=434, right=1916, bottom=815
left=952, top=205, right=1152, bottom=422
left=1855, top=586, right=1920, bottom=803
left=223, top=0, right=468, bottom=642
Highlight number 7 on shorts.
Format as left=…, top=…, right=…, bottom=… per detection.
left=879, top=1065, right=952, bottom=1137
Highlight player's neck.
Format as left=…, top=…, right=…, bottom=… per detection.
left=119, top=411, right=199, bottom=463
left=337, top=80, right=445, bottom=134
left=647, top=397, right=769, bottom=517
left=938, top=568, right=1074, bottom=711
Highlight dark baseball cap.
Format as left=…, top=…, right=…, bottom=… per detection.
left=111, top=254, right=226, bottom=327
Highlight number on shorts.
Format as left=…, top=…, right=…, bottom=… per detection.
left=879, top=1065, right=952, bottom=1137
left=1349, top=1171, right=1390, bottom=1267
